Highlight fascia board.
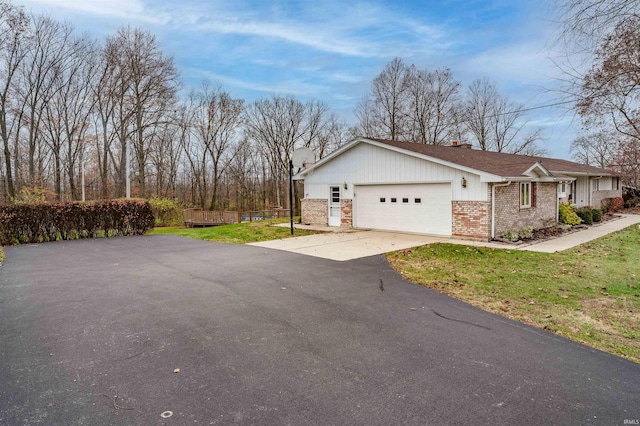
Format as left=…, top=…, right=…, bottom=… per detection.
left=524, top=162, right=552, bottom=178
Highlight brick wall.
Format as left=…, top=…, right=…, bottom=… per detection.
left=452, top=201, right=491, bottom=240
left=494, top=182, right=557, bottom=237
left=340, top=199, right=352, bottom=227
left=301, top=199, right=328, bottom=225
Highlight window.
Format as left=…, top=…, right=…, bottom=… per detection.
left=415, top=198, right=421, bottom=203
left=391, top=198, right=397, bottom=203
left=520, top=182, right=531, bottom=208
left=560, top=183, right=566, bottom=193
left=402, top=198, right=409, bottom=203
left=330, top=186, right=340, bottom=203
left=380, top=197, right=385, bottom=203
left=592, top=179, right=599, bottom=191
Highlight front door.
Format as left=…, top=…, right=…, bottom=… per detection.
left=328, top=186, right=341, bottom=226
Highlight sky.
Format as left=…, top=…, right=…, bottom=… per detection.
left=13, top=0, right=580, bottom=159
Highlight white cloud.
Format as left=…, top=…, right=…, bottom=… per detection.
left=192, top=19, right=381, bottom=58
left=189, top=69, right=328, bottom=98
left=166, top=1, right=447, bottom=58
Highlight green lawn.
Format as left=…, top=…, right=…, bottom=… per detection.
left=147, top=219, right=319, bottom=244
left=386, top=225, right=640, bottom=363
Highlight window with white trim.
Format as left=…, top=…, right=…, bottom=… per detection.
left=592, top=179, right=599, bottom=191
left=520, top=182, right=531, bottom=208
left=558, top=182, right=567, bottom=198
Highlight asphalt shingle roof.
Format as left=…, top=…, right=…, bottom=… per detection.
left=370, top=138, right=618, bottom=178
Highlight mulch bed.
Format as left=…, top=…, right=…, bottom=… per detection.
left=496, top=211, right=633, bottom=245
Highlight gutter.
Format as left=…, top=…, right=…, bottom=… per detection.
left=491, top=181, right=512, bottom=240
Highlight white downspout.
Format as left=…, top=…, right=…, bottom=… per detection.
left=491, top=181, right=512, bottom=240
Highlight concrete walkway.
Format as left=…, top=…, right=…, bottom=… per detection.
left=254, top=214, right=640, bottom=260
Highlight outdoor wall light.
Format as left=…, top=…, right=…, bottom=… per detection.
left=461, top=177, right=467, bottom=188
left=343, top=182, right=348, bottom=190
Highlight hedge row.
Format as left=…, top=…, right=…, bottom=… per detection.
left=0, top=199, right=154, bottom=245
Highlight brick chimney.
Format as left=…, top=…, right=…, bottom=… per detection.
left=451, top=141, right=472, bottom=149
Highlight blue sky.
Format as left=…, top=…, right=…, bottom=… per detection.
left=15, top=0, right=579, bottom=159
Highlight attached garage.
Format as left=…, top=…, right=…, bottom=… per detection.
left=354, top=183, right=452, bottom=236
left=297, top=137, right=614, bottom=241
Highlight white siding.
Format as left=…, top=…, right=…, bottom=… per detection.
left=302, top=143, right=487, bottom=202
left=573, top=177, right=591, bottom=207
left=598, top=176, right=614, bottom=190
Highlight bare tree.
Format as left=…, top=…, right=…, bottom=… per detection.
left=20, top=16, right=80, bottom=187
left=192, top=82, right=244, bottom=209
left=314, top=114, right=351, bottom=158
left=406, top=66, right=461, bottom=145
left=42, top=34, right=97, bottom=200
left=464, top=78, right=544, bottom=154
left=0, top=0, right=28, bottom=199
left=92, top=40, right=120, bottom=198
left=577, top=18, right=640, bottom=143
left=245, top=94, right=330, bottom=208
left=99, top=26, right=180, bottom=198
left=611, top=138, right=640, bottom=190
left=148, top=117, right=182, bottom=198
left=554, top=0, right=639, bottom=51
left=356, top=57, right=411, bottom=141
left=119, top=27, right=179, bottom=197
left=464, top=79, right=498, bottom=151
left=570, top=131, right=616, bottom=167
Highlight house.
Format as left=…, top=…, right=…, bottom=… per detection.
left=294, top=137, right=622, bottom=241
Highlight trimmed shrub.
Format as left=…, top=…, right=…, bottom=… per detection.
left=601, top=197, right=624, bottom=213
left=0, top=199, right=154, bottom=246
left=518, top=226, right=534, bottom=239
left=624, top=197, right=640, bottom=208
left=502, top=229, right=519, bottom=242
left=559, top=203, right=582, bottom=225
left=591, top=208, right=602, bottom=222
left=576, top=208, right=593, bottom=225
left=148, top=196, right=183, bottom=227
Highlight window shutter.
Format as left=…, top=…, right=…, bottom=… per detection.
left=531, top=182, right=536, bottom=207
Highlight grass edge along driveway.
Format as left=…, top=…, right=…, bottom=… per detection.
left=147, top=219, right=319, bottom=244
left=386, top=225, right=640, bottom=363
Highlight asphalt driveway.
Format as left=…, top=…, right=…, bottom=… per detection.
left=1, top=236, right=638, bottom=425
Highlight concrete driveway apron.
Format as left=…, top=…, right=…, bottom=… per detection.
left=248, top=230, right=447, bottom=261
left=252, top=214, right=640, bottom=260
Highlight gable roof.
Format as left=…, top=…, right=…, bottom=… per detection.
left=370, top=139, right=618, bottom=178
left=295, top=137, right=619, bottom=181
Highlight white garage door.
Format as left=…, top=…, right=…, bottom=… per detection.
left=354, top=183, right=452, bottom=235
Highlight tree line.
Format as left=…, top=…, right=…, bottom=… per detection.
left=0, top=1, right=356, bottom=209
left=556, top=0, right=640, bottom=193
left=4, top=0, right=635, bottom=211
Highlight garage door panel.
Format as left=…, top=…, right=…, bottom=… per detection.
left=354, top=184, right=452, bottom=236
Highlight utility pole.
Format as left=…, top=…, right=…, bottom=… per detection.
left=126, top=139, right=130, bottom=198
left=289, top=159, right=294, bottom=235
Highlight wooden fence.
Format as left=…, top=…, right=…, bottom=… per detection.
left=183, top=208, right=290, bottom=227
